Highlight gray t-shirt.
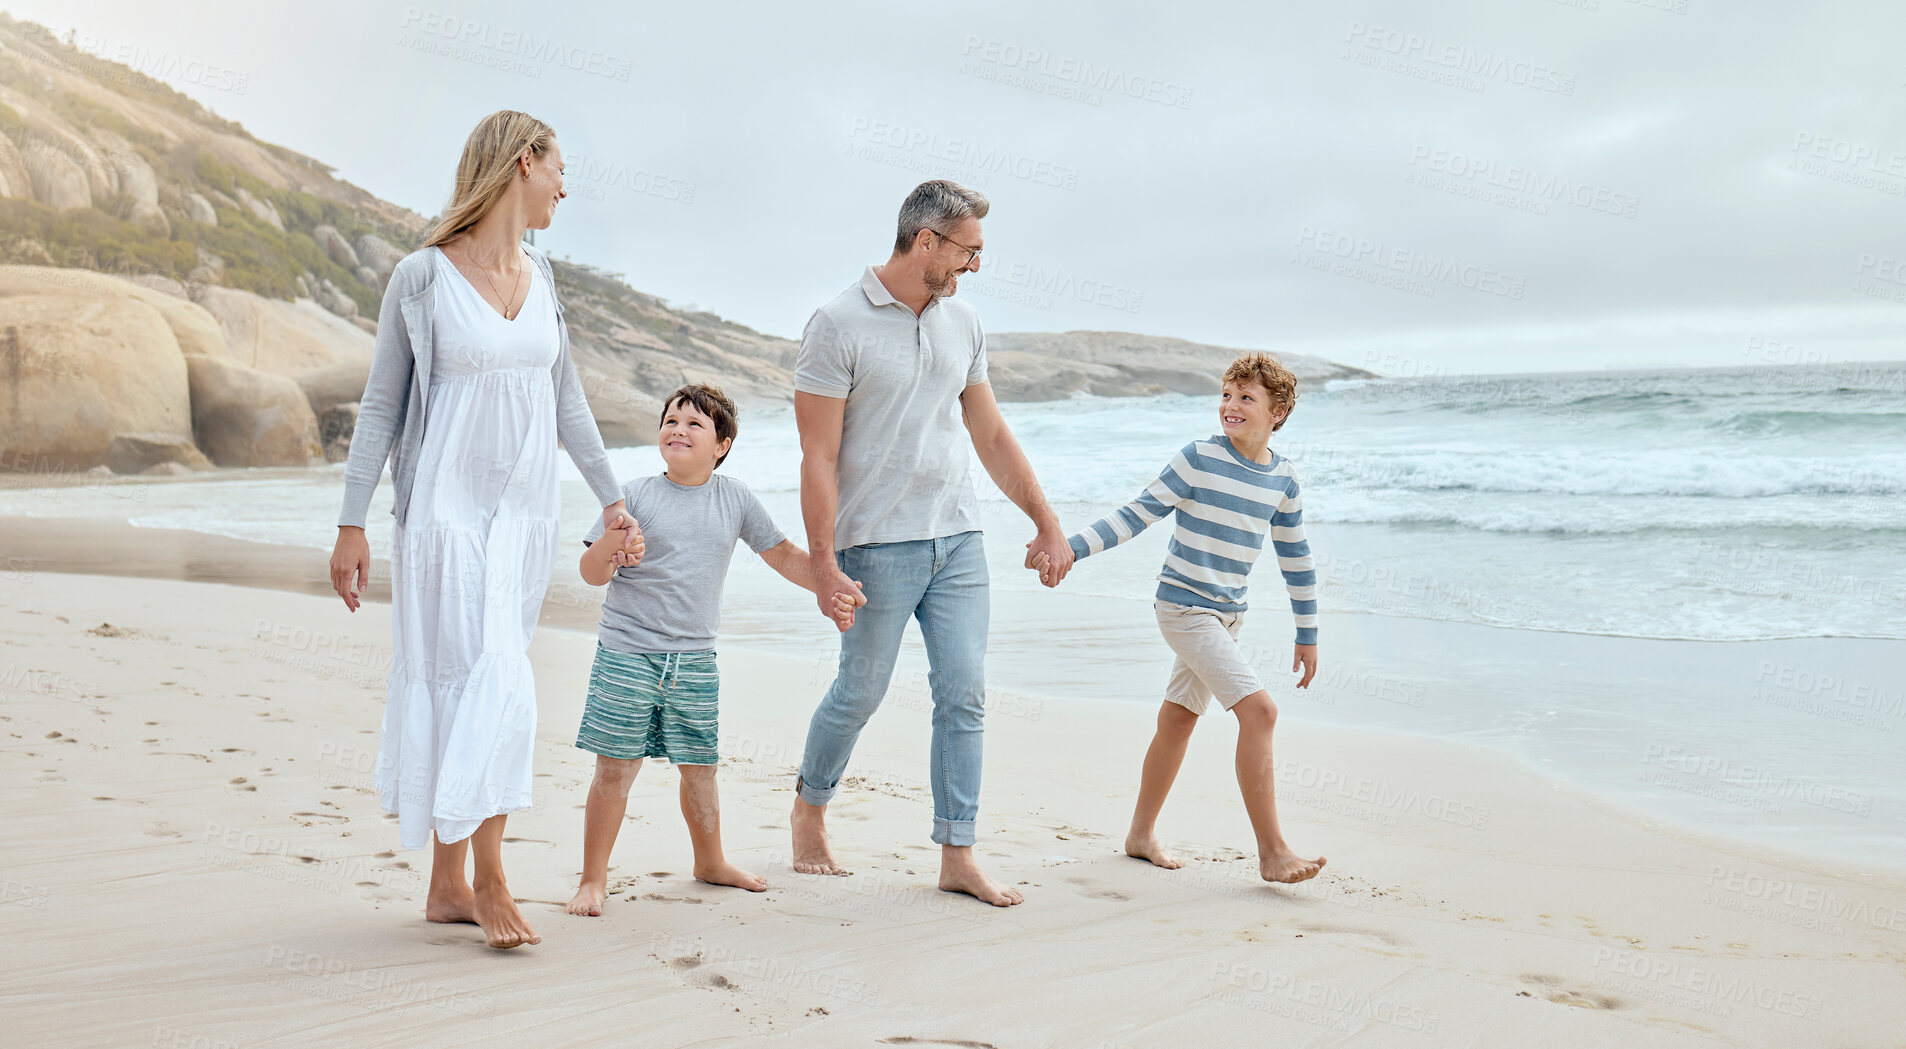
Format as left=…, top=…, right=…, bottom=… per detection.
left=792, top=266, right=989, bottom=551
left=583, top=472, right=786, bottom=653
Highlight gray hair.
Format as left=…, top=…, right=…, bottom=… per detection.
left=894, top=180, right=990, bottom=254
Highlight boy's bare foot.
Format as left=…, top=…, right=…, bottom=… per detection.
left=695, top=860, right=768, bottom=892
left=565, top=880, right=607, bottom=916
left=472, top=883, right=542, bottom=948
left=938, top=846, right=1025, bottom=907
left=1124, top=832, right=1184, bottom=870
left=425, top=884, right=478, bottom=924
left=1260, top=848, right=1327, bottom=884
left=791, top=796, right=850, bottom=875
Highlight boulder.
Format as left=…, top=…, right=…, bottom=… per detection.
left=319, top=402, right=358, bottom=463
left=351, top=316, right=377, bottom=335
left=314, top=277, right=358, bottom=320
left=0, top=294, right=192, bottom=472
left=578, top=371, right=662, bottom=447
left=0, top=265, right=228, bottom=360
left=22, top=139, right=90, bottom=210
left=313, top=225, right=360, bottom=270
left=185, top=191, right=217, bottom=226
left=103, top=432, right=213, bottom=474
left=353, top=264, right=379, bottom=290
left=188, top=284, right=371, bottom=376
left=233, top=185, right=283, bottom=230
left=354, top=233, right=406, bottom=292
left=295, top=360, right=372, bottom=416
left=185, top=355, right=324, bottom=467
left=90, top=129, right=167, bottom=235
left=0, top=132, right=31, bottom=200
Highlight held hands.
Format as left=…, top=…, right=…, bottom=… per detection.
left=828, top=581, right=863, bottom=632
left=1023, top=527, right=1074, bottom=588
left=603, top=512, right=645, bottom=569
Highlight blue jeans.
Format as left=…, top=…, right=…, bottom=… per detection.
left=798, top=530, right=989, bottom=846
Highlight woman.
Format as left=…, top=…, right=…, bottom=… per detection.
left=328, top=110, right=630, bottom=949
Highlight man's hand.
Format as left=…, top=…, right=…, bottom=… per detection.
left=604, top=512, right=645, bottom=569
left=1023, top=527, right=1075, bottom=588
left=1292, top=644, right=1318, bottom=689
left=811, top=552, right=867, bottom=633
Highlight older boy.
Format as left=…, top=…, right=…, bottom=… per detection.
left=1034, top=353, right=1327, bottom=884
left=565, top=383, right=856, bottom=916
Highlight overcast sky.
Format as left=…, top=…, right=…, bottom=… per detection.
left=13, top=0, right=1906, bottom=373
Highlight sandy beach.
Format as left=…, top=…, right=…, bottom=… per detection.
left=6, top=548, right=1905, bottom=1047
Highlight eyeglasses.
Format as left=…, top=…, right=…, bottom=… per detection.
left=931, top=228, right=983, bottom=265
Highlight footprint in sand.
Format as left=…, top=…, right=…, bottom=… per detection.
left=642, top=893, right=705, bottom=904
left=1517, top=973, right=1623, bottom=1010
left=877, top=1039, right=999, bottom=1048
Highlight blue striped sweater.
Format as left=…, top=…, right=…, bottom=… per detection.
left=1066, top=436, right=1318, bottom=645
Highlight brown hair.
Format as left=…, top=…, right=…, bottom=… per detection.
left=1222, top=353, right=1298, bottom=431
left=661, top=383, right=739, bottom=467
left=422, top=110, right=556, bottom=248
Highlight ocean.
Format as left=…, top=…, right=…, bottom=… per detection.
left=5, top=361, right=1901, bottom=865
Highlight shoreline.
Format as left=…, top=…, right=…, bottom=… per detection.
left=3, top=509, right=1903, bottom=884
left=5, top=568, right=1905, bottom=1045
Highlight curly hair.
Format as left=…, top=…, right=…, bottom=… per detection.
left=1222, top=353, right=1298, bottom=431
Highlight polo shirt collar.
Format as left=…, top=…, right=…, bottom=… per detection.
left=859, top=265, right=900, bottom=308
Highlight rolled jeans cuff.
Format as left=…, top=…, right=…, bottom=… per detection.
left=796, top=775, right=836, bottom=809
left=932, top=816, right=977, bottom=847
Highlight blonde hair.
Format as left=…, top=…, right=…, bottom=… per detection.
left=1223, top=352, right=1299, bottom=431
left=422, top=110, right=555, bottom=248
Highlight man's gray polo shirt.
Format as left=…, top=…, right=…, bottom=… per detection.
left=794, top=266, right=989, bottom=551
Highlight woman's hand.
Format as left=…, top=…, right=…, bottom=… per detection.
left=330, top=526, right=372, bottom=612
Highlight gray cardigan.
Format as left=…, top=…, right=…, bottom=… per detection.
left=336, top=243, right=623, bottom=530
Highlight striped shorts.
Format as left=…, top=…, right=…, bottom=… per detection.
left=576, top=643, right=720, bottom=765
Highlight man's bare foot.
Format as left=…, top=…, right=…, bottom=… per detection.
left=1260, top=848, right=1327, bottom=884
left=565, top=880, right=607, bottom=917
left=695, top=860, right=768, bottom=892
left=1124, top=831, right=1185, bottom=870
left=791, top=797, right=850, bottom=875
left=938, top=846, right=1025, bottom=907
left=424, top=884, right=477, bottom=924
left=472, top=883, right=542, bottom=948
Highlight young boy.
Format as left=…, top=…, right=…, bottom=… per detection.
left=1032, top=353, right=1326, bottom=884
left=566, top=383, right=859, bottom=916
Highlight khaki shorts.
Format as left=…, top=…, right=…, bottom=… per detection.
left=1153, top=599, right=1262, bottom=715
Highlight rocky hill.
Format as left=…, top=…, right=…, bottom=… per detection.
left=0, top=14, right=1367, bottom=478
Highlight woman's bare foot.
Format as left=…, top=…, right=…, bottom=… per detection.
left=424, top=884, right=477, bottom=924
left=565, top=880, right=607, bottom=916
left=938, top=846, right=1025, bottom=907
left=1260, top=848, right=1327, bottom=884
left=1124, top=831, right=1185, bottom=870
left=472, top=883, right=542, bottom=948
left=791, top=797, right=850, bottom=875
left=695, top=860, right=768, bottom=892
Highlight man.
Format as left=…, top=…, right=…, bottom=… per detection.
left=790, top=180, right=1073, bottom=907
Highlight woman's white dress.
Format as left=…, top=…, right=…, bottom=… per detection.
left=376, top=246, right=562, bottom=850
